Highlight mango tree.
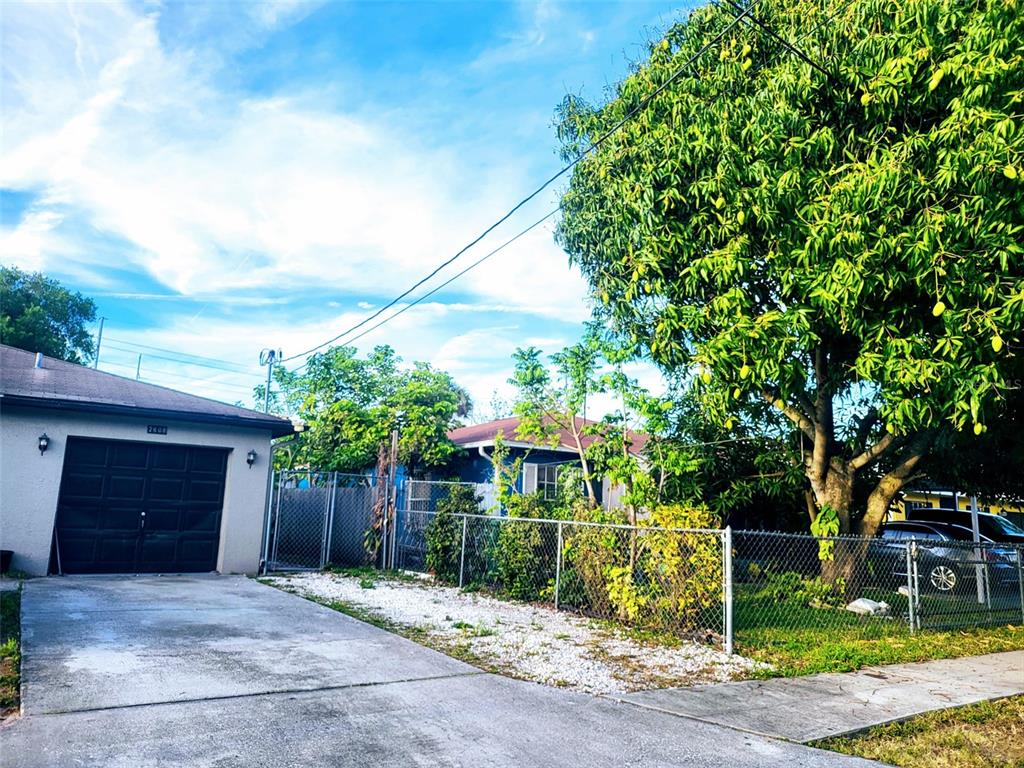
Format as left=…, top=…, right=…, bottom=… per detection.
left=555, top=0, right=1024, bottom=584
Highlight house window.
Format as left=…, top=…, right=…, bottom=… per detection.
left=537, top=464, right=559, bottom=501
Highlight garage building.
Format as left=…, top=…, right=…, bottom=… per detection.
left=0, top=344, right=295, bottom=576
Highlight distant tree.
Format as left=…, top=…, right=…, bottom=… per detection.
left=555, top=0, right=1024, bottom=570
left=0, top=266, right=98, bottom=363
left=261, top=345, right=471, bottom=475
left=509, top=336, right=603, bottom=505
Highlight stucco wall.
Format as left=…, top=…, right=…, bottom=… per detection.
left=0, top=404, right=274, bottom=576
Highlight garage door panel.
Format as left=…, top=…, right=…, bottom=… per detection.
left=62, top=472, right=104, bottom=498
left=55, top=438, right=228, bottom=574
left=57, top=506, right=101, bottom=530
left=108, top=475, right=146, bottom=500
left=145, top=508, right=182, bottom=532
left=110, top=443, right=148, bottom=469
left=190, top=448, right=227, bottom=473
left=150, top=477, right=185, bottom=501
left=188, top=480, right=223, bottom=503
left=151, top=446, right=188, bottom=471
left=184, top=509, right=220, bottom=532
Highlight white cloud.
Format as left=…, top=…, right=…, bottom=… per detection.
left=1, top=1, right=589, bottom=323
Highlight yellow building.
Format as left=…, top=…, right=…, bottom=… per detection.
left=892, top=487, right=1024, bottom=522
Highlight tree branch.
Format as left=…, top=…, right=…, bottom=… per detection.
left=850, top=432, right=897, bottom=471
left=762, top=391, right=815, bottom=440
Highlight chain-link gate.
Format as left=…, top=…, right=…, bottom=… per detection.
left=262, top=471, right=380, bottom=572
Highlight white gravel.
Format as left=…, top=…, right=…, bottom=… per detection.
left=267, top=571, right=762, bottom=695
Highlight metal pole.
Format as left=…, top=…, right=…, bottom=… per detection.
left=388, top=429, right=399, bottom=570
left=970, top=496, right=985, bottom=605
left=380, top=471, right=389, bottom=570
left=270, top=470, right=284, bottom=569
left=459, top=515, right=468, bottom=588
left=260, top=469, right=278, bottom=574
left=1017, top=546, right=1024, bottom=625
left=911, top=540, right=921, bottom=631
left=723, top=526, right=734, bottom=655
left=905, top=540, right=916, bottom=634
left=264, top=353, right=274, bottom=413
left=320, top=472, right=335, bottom=570
left=135, top=354, right=142, bottom=380
left=555, top=521, right=563, bottom=611
left=93, top=316, right=105, bottom=368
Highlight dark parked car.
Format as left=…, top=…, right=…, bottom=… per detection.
left=870, top=521, right=1020, bottom=593
left=905, top=507, right=1024, bottom=545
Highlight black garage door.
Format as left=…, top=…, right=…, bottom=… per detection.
left=54, top=437, right=229, bottom=574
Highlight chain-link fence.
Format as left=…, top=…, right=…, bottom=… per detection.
left=262, top=473, right=1024, bottom=654
left=398, top=510, right=729, bottom=645
left=263, top=471, right=380, bottom=571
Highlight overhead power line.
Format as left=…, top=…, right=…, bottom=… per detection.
left=98, top=359, right=259, bottom=394
left=105, top=337, right=260, bottom=373
left=103, top=342, right=259, bottom=376
left=291, top=208, right=561, bottom=373
left=281, top=0, right=765, bottom=365
left=721, top=0, right=838, bottom=84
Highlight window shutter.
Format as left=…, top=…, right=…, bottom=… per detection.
left=522, top=463, right=538, bottom=494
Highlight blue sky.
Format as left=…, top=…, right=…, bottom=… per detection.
left=1, top=0, right=690, bottom=415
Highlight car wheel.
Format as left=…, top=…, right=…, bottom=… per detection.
left=929, top=564, right=958, bottom=592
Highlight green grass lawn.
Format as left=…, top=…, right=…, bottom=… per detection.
left=812, top=696, right=1024, bottom=768
left=734, top=584, right=1024, bottom=676
left=1, top=588, right=20, bottom=717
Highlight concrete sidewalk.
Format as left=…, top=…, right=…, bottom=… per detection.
left=610, top=650, right=1024, bottom=743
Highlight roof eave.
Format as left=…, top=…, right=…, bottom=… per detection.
left=1, top=394, right=296, bottom=438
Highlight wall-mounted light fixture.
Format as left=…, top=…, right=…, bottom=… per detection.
left=38, top=433, right=50, bottom=455
left=246, top=449, right=257, bottom=468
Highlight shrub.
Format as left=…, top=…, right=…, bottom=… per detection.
left=757, top=570, right=848, bottom=609
left=425, top=485, right=480, bottom=584
left=490, top=492, right=557, bottom=601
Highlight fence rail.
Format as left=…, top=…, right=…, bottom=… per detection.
left=262, top=472, right=1024, bottom=654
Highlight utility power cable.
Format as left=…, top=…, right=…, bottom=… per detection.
left=280, top=0, right=766, bottom=365
left=290, top=207, right=560, bottom=374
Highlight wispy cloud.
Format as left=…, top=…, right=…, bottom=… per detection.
left=1, top=0, right=677, bottom=413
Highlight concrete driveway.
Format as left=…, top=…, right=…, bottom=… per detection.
left=1, top=576, right=877, bottom=767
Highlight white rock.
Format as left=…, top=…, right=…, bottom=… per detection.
left=845, top=597, right=890, bottom=616
left=267, top=572, right=765, bottom=694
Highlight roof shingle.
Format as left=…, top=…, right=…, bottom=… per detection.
left=0, top=344, right=294, bottom=437
left=448, top=415, right=648, bottom=455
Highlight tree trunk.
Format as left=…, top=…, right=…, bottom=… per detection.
left=806, top=460, right=864, bottom=593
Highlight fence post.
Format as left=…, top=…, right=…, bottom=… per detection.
left=555, top=521, right=563, bottom=611
left=260, top=469, right=277, bottom=575
left=320, top=472, right=336, bottom=570
left=270, top=470, right=284, bottom=570
left=1017, top=546, right=1024, bottom=625
left=459, top=515, right=468, bottom=588
left=723, top=526, right=733, bottom=655
left=905, top=540, right=916, bottom=634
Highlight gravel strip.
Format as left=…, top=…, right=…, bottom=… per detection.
left=267, top=572, right=762, bottom=694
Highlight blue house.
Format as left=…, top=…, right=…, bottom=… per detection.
left=443, top=416, right=648, bottom=511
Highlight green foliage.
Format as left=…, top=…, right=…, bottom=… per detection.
left=756, top=571, right=847, bottom=609
left=0, top=590, right=20, bottom=715
left=811, top=506, right=841, bottom=562
left=425, top=485, right=480, bottom=584
left=509, top=337, right=602, bottom=503
left=555, top=0, right=1024, bottom=530
left=263, top=345, right=471, bottom=473
left=0, top=266, right=97, bottom=363
left=491, top=494, right=557, bottom=601
left=493, top=519, right=555, bottom=601
left=565, top=504, right=724, bottom=632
